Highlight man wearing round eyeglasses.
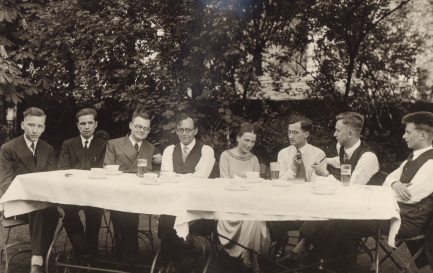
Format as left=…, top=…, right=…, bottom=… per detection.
left=158, top=113, right=215, bottom=269
left=160, top=113, right=215, bottom=177
left=104, top=110, right=161, bottom=262
left=0, top=107, right=59, bottom=273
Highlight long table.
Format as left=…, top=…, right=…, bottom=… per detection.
left=0, top=170, right=401, bottom=247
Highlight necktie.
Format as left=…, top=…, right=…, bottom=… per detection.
left=134, top=143, right=140, bottom=152
left=30, top=142, right=36, bottom=155
left=182, top=146, right=189, bottom=163
left=30, top=142, right=37, bottom=164
left=343, top=151, right=349, bottom=163
left=295, top=150, right=307, bottom=180
left=84, top=140, right=89, bottom=149
left=295, top=151, right=306, bottom=180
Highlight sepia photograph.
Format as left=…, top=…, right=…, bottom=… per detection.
left=1, top=1, right=433, bottom=273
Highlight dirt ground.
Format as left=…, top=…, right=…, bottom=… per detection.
left=1, top=213, right=432, bottom=273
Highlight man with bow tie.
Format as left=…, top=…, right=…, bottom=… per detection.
left=0, top=107, right=59, bottom=273
left=103, top=109, right=161, bottom=261
left=57, top=108, right=106, bottom=259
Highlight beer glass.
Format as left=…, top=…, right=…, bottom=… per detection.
left=340, top=164, right=351, bottom=186
left=137, top=159, right=147, bottom=177
left=270, top=162, right=280, bottom=180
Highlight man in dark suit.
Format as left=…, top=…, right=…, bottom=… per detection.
left=57, top=108, right=106, bottom=258
left=104, top=110, right=161, bottom=261
left=0, top=107, right=59, bottom=273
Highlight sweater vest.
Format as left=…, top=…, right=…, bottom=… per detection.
left=399, top=149, right=433, bottom=229
left=339, top=141, right=374, bottom=173
left=172, top=141, right=204, bottom=174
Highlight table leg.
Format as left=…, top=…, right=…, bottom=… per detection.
left=45, top=222, right=64, bottom=273
left=375, top=227, right=381, bottom=273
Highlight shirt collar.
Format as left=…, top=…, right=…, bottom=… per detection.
left=297, top=142, right=309, bottom=153
left=412, top=146, right=433, bottom=160
left=341, top=139, right=361, bottom=158
left=181, top=138, right=196, bottom=151
left=128, top=135, right=142, bottom=148
left=80, top=135, right=94, bottom=147
left=23, top=135, right=38, bottom=150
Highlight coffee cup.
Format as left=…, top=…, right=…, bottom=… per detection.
left=104, top=165, right=120, bottom=172
left=91, top=168, right=105, bottom=174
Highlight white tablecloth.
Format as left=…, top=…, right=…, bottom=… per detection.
left=0, top=170, right=401, bottom=246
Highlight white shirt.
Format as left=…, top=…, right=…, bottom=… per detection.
left=80, top=135, right=93, bottom=148
left=327, top=140, right=379, bottom=185
left=383, top=146, right=433, bottom=204
left=161, top=138, right=215, bottom=178
left=23, top=135, right=38, bottom=156
left=128, top=135, right=142, bottom=149
left=278, top=143, right=326, bottom=180
left=180, top=139, right=195, bottom=155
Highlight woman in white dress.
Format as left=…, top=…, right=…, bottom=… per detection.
left=218, top=123, right=266, bottom=273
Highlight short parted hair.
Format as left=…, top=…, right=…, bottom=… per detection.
left=76, top=108, right=97, bottom=122
left=402, top=111, right=433, bottom=135
left=23, top=107, right=46, bottom=118
left=289, top=117, right=312, bottom=133
left=131, top=109, right=150, bottom=122
left=336, top=112, right=364, bottom=134
left=237, top=122, right=257, bottom=138
left=176, top=113, right=198, bottom=128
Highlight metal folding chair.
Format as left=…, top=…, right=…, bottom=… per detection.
left=0, top=215, right=31, bottom=273
left=371, top=234, right=426, bottom=273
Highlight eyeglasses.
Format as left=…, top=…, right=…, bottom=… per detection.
left=176, top=128, right=194, bottom=134
left=132, top=124, right=151, bottom=132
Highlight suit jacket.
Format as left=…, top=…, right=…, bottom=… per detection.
left=57, top=136, right=106, bottom=170
left=0, top=135, right=55, bottom=195
left=104, top=136, right=155, bottom=173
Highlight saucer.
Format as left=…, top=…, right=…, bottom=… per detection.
left=105, top=170, right=122, bottom=175
left=287, top=178, right=305, bottom=184
left=224, top=185, right=247, bottom=191
left=158, top=177, right=180, bottom=183
left=88, top=174, right=107, bottom=179
left=244, top=178, right=264, bottom=183
left=270, top=181, right=292, bottom=187
left=139, top=181, right=161, bottom=186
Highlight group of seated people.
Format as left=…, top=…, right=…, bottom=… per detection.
left=1, top=106, right=433, bottom=273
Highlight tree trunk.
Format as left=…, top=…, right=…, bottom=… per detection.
left=344, top=54, right=356, bottom=102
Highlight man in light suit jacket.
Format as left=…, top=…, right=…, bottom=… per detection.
left=104, top=110, right=161, bottom=261
left=57, top=108, right=106, bottom=258
left=0, top=107, right=59, bottom=273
